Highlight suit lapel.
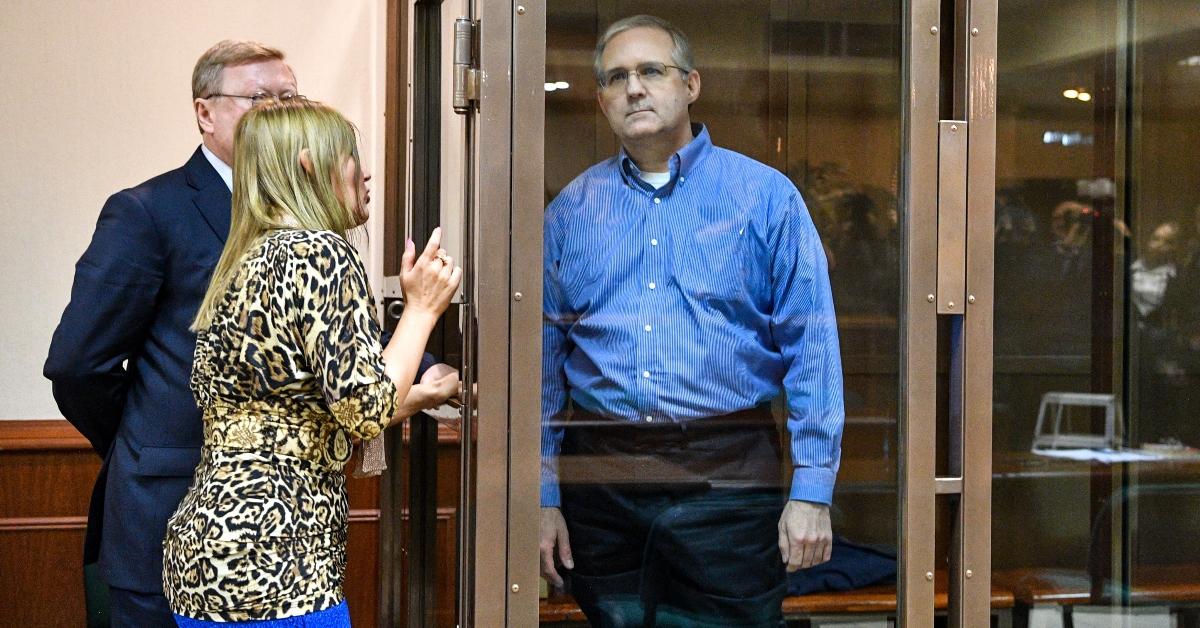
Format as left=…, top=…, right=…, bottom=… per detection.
left=184, top=147, right=232, bottom=244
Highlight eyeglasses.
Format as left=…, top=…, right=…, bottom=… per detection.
left=203, top=92, right=306, bottom=106
left=598, top=62, right=689, bottom=90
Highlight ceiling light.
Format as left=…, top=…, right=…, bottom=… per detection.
left=1178, top=56, right=1200, bottom=67
left=1077, top=92, right=1092, bottom=102
left=554, top=81, right=570, bottom=90
left=544, top=82, right=558, bottom=92
left=1063, top=88, right=1079, bottom=99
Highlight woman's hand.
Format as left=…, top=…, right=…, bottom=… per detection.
left=401, top=227, right=462, bottom=320
left=385, top=228, right=462, bottom=427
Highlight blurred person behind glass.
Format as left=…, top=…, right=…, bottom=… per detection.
left=162, top=99, right=461, bottom=626
left=1159, top=206, right=1200, bottom=448
left=1131, top=221, right=1188, bottom=447
left=1131, top=221, right=1180, bottom=326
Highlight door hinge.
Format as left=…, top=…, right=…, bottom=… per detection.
left=453, top=17, right=480, bottom=114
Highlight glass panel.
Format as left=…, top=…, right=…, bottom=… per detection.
left=540, top=2, right=903, bottom=624
left=992, top=0, right=1200, bottom=624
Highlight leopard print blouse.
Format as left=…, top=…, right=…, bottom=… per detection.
left=163, top=229, right=397, bottom=622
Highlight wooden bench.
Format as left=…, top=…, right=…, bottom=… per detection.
left=993, top=566, right=1200, bottom=626
left=541, top=571, right=1015, bottom=626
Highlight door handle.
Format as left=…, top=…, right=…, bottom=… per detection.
left=937, top=120, right=968, bottom=315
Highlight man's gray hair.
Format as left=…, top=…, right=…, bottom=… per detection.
left=593, top=15, right=694, bottom=83
left=192, top=40, right=287, bottom=100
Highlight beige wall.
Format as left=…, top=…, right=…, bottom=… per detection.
left=0, top=0, right=389, bottom=418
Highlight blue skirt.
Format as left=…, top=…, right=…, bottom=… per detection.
left=173, top=600, right=350, bottom=627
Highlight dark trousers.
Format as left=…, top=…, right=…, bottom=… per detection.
left=560, top=407, right=788, bottom=628
left=109, top=587, right=174, bottom=628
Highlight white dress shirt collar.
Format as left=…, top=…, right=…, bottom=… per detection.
left=200, top=144, right=233, bottom=192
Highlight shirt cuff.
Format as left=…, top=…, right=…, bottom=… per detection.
left=544, top=465, right=561, bottom=511
left=540, top=481, right=561, bottom=508
left=789, top=466, right=835, bottom=505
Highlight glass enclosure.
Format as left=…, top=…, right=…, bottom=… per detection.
left=384, top=0, right=1200, bottom=625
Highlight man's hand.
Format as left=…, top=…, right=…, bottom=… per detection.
left=420, top=362, right=458, bottom=387
left=392, top=365, right=459, bottom=425
left=540, top=507, right=574, bottom=588
left=777, top=500, right=832, bottom=572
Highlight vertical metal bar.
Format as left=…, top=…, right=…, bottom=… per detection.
left=457, top=299, right=476, bottom=625
left=901, top=0, right=941, bottom=625
left=453, top=7, right=480, bottom=624
left=1113, top=4, right=1132, bottom=598
left=962, top=0, right=997, bottom=625
left=456, top=116, right=478, bottom=626
left=472, top=0, right=515, bottom=624
left=507, top=2, right=545, bottom=625
left=379, top=1, right=410, bottom=621
left=1087, top=0, right=1122, bottom=604
left=407, top=3, right=444, bottom=626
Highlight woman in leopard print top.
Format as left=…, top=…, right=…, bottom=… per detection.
left=162, top=99, right=460, bottom=625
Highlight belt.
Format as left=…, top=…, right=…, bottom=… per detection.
left=203, top=402, right=352, bottom=472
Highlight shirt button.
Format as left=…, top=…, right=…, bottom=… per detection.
left=649, top=282, right=656, bottom=289
left=642, top=370, right=651, bottom=379
left=653, top=197, right=661, bottom=204
left=644, top=324, right=652, bottom=332
left=645, top=415, right=653, bottom=422
left=650, top=239, right=658, bottom=246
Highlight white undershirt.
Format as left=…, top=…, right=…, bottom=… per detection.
left=201, top=144, right=233, bottom=192
left=639, top=170, right=671, bottom=189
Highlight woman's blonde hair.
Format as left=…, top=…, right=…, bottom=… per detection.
left=193, top=99, right=363, bottom=330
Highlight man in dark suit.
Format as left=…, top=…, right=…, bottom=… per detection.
left=44, top=40, right=300, bottom=626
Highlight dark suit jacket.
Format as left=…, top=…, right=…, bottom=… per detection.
left=45, top=147, right=231, bottom=593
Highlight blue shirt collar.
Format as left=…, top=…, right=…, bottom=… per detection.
left=618, top=123, right=711, bottom=194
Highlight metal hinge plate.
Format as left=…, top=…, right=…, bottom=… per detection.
left=453, top=18, right=480, bottom=114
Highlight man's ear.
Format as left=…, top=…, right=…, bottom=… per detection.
left=298, top=148, right=314, bottom=175
left=195, top=99, right=216, bottom=135
left=686, top=70, right=701, bottom=105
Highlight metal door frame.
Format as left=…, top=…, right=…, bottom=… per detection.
left=902, top=0, right=997, bottom=625
left=471, top=0, right=544, bottom=625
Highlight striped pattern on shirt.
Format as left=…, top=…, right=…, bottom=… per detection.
left=541, top=125, right=845, bottom=507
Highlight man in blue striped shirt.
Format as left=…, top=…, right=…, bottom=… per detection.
left=541, top=15, right=845, bottom=626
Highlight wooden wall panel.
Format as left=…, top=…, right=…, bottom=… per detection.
left=0, top=420, right=381, bottom=628
left=346, top=513, right=380, bottom=626
left=390, top=427, right=463, bottom=626
left=0, top=524, right=88, bottom=625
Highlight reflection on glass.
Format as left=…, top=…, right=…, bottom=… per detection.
left=541, top=2, right=901, bottom=625
left=993, top=0, right=1200, bottom=624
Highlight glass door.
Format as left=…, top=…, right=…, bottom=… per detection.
left=528, top=1, right=916, bottom=626
left=989, top=1, right=1200, bottom=626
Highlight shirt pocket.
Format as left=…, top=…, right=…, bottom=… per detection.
left=672, top=223, right=756, bottom=304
